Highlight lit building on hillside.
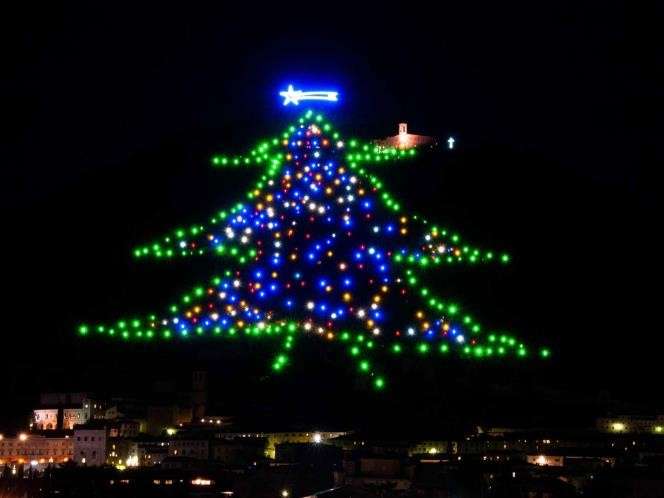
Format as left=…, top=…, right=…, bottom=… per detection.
left=373, top=123, right=437, bottom=150
left=32, top=409, right=59, bottom=430
left=73, top=427, right=106, bottom=466
left=0, top=433, right=73, bottom=468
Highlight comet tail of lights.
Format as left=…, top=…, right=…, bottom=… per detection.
left=78, top=106, right=550, bottom=390
left=280, top=84, right=339, bottom=106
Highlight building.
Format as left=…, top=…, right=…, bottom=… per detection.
left=191, top=370, right=207, bottom=420
left=337, top=454, right=413, bottom=492
left=107, top=418, right=141, bottom=438
left=136, top=440, right=169, bottom=466
left=0, top=433, right=73, bottom=468
left=212, top=438, right=266, bottom=466
left=216, top=431, right=348, bottom=459
left=373, top=123, right=437, bottom=150
left=32, top=408, right=59, bottom=430
left=107, top=438, right=138, bottom=468
left=276, top=443, right=342, bottom=466
left=63, top=407, right=89, bottom=430
left=73, top=427, right=106, bottom=466
left=39, top=392, right=89, bottom=406
left=32, top=393, right=100, bottom=431
left=169, top=436, right=210, bottom=460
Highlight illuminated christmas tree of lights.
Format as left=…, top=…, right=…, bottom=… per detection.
left=78, top=109, right=550, bottom=389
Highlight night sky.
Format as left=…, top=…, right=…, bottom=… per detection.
left=1, top=3, right=657, bottom=430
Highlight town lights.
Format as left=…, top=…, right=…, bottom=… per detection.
left=312, top=433, right=322, bottom=444
left=19, top=433, right=28, bottom=442
left=282, top=490, right=290, bottom=497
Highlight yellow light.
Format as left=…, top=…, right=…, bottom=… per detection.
left=428, top=448, right=438, bottom=455
left=192, top=478, right=212, bottom=486
left=282, top=490, right=290, bottom=497
left=19, top=433, right=28, bottom=442
left=655, top=426, right=663, bottom=433
left=612, top=422, right=626, bottom=432
left=166, top=428, right=177, bottom=436
left=536, top=455, right=547, bottom=466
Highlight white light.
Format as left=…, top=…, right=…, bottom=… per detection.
left=448, top=137, right=455, bottom=149
left=279, top=85, right=339, bottom=106
left=313, top=433, right=322, bottom=443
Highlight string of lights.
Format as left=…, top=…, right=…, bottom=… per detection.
left=79, top=110, right=550, bottom=390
